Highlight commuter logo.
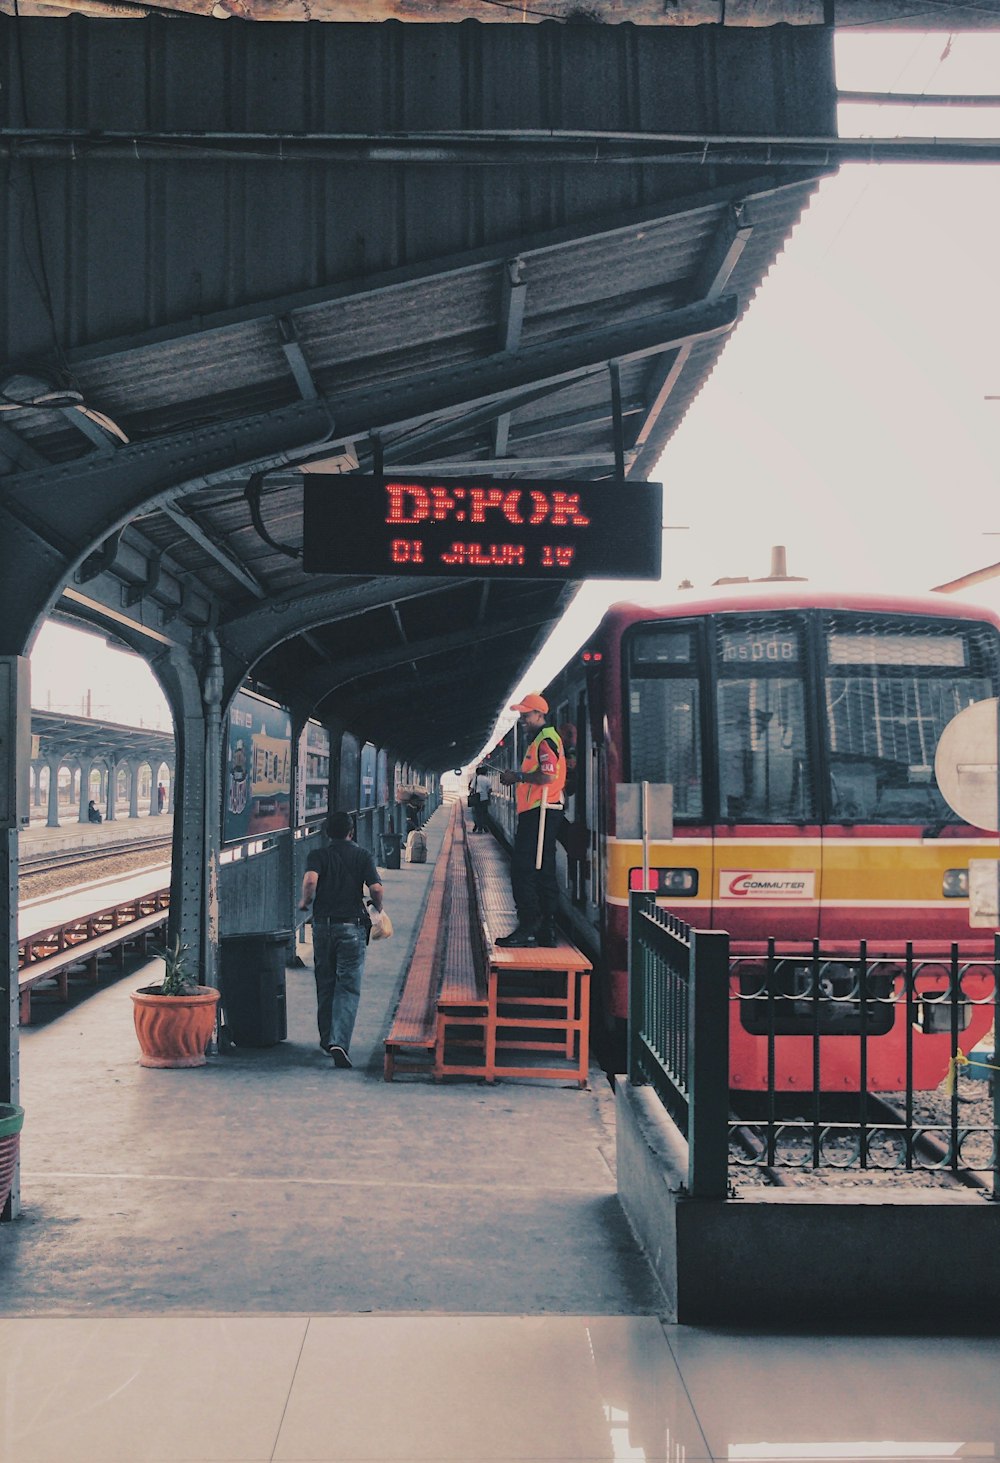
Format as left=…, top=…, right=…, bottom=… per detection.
left=720, top=870, right=815, bottom=900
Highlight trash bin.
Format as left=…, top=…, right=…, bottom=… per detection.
left=379, top=832, right=402, bottom=870
left=219, top=931, right=289, bottom=1047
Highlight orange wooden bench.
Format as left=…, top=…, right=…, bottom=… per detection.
left=383, top=806, right=458, bottom=1079
left=442, top=832, right=593, bottom=1087
left=433, top=826, right=488, bottom=1079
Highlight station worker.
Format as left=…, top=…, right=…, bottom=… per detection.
left=496, top=693, right=566, bottom=948
left=298, top=809, right=385, bottom=1069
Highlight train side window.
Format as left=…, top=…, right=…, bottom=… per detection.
left=714, top=618, right=814, bottom=823
left=823, top=614, right=996, bottom=825
left=627, top=679, right=703, bottom=820
left=626, top=624, right=703, bottom=820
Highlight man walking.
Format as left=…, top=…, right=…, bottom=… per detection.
left=298, top=810, right=385, bottom=1067
left=497, top=693, right=566, bottom=948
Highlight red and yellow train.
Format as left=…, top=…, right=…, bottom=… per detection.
left=487, top=584, right=1000, bottom=1090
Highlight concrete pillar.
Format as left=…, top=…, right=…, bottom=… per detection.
left=79, top=765, right=91, bottom=824
left=128, top=759, right=140, bottom=820
left=0, top=656, right=29, bottom=1220
left=106, top=761, right=118, bottom=822
left=46, top=757, right=61, bottom=828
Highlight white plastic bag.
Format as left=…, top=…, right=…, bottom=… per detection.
left=369, top=908, right=394, bottom=941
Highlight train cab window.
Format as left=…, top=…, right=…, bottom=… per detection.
left=714, top=618, right=814, bottom=823
left=823, top=615, right=997, bottom=824
left=626, top=626, right=703, bottom=820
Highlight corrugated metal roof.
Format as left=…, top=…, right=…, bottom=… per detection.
left=0, top=18, right=835, bottom=767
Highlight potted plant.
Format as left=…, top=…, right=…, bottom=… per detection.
left=0, top=1103, right=24, bottom=1214
left=131, top=934, right=221, bottom=1068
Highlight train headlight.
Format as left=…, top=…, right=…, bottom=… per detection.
left=628, top=867, right=699, bottom=896
left=943, top=868, right=969, bottom=898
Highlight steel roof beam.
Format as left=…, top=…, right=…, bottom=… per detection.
left=10, top=129, right=1000, bottom=167
left=219, top=577, right=481, bottom=682
left=298, top=609, right=551, bottom=710
left=326, top=295, right=738, bottom=450
left=59, top=406, right=117, bottom=454
left=385, top=453, right=634, bottom=474
left=160, top=503, right=268, bottom=599
left=0, top=400, right=332, bottom=653
left=492, top=258, right=527, bottom=460
left=50, top=187, right=763, bottom=374
left=278, top=315, right=320, bottom=403
left=632, top=203, right=754, bottom=465
left=0, top=424, right=48, bottom=473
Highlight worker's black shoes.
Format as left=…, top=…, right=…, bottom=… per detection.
left=496, top=927, right=537, bottom=948
left=535, top=921, right=558, bottom=948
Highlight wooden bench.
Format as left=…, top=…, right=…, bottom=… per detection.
left=385, top=805, right=592, bottom=1085
left=432, top=824, right=489, bottom=1078
left=18, top=888, right=170, bottom=1024
left=383, top=806, right=458, bottom=1079
left=443, top=831, right=593, bottom=1087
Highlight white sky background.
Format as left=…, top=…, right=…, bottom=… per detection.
left=508, top=29, right=1000, bottom=708
left=28, top=29, right=1000, bottom=740
left=30, top=621, right=171, bottom=729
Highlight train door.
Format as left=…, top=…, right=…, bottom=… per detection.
left=621, top=621, right=712, bottom=926
left=709, top=613, right=823, bottom=947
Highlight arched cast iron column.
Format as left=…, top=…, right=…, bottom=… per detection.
left=0, top=656, right=30, bottom=1218
left=151, top=641, right=222, bottom=999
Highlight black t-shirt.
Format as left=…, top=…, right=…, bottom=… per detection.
left=306, top=839, right=380, bottom=920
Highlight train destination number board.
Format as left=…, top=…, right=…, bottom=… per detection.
left=302, top=475, right=663, bottom=580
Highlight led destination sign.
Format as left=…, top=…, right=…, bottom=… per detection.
left=302, top=475, right=663, bottom=580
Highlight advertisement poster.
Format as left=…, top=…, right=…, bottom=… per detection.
left=360, top=742, right=377, bottom=811
left=297, top=721, right=331, bottom=825
left=224, top=690, right=292, bottom=842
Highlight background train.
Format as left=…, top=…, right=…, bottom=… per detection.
left=485, top=583, right=1000, bottom=1090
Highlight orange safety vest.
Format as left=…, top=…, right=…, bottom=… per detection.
left=516, top=726, right=566, bottom=816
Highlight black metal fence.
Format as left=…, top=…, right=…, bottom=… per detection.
left=730, top=938, right=1000, bottom=1198
left=627, top=893, right=729, bottom=1197
left=627, top=895, right=1000, bottom=1200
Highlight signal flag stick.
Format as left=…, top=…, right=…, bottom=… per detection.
left=535, top=785, right=548, bottom=871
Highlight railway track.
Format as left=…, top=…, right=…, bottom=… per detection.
left=729, top=1093, right=996, bottom=1194
left=20, top=834, right=172, bottom=879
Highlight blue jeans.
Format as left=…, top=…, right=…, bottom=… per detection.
left=312, top=921, right=366, bottom=1052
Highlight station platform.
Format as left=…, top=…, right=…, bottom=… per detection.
left=21, top=813, right=173, bottom=858
left=2, top=799, right=999, bottom=1461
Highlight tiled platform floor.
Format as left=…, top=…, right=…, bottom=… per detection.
left=3, top=1313, right=1000, bottom=1462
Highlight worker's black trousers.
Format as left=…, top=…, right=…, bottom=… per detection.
left=510, top=805, right=563, bottom=930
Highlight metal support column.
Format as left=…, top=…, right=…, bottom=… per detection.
left=201, top=635, right=224, bottom=1001
left=0, top=657, right=30, bottom=1220
left=46, top=757, right=60, bottom=828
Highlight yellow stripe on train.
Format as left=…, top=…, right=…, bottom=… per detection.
left=604, top=837, right=997, bottom=903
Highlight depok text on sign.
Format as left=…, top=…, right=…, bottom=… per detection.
left=302, top=474, right=663, bottom=580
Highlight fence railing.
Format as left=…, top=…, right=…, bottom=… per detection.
left=730, top=938, right=1000, bottom=1198
left=627, top=898, right=1000, bottom=1200
left=627, top=892, right=729, bottom=1198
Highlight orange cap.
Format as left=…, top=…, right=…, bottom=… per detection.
left=510, top=693, right=548, bottom=715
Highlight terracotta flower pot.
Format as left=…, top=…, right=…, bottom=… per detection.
left=131, top=986, right=221, bottom=1068
left=0, top=1103, right=24, bottom=1213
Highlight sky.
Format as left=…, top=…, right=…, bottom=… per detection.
left=28, top=28, right=1000, bottom=740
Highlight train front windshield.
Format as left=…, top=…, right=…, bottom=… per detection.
left=626, top=610, right=1000, bottom=826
